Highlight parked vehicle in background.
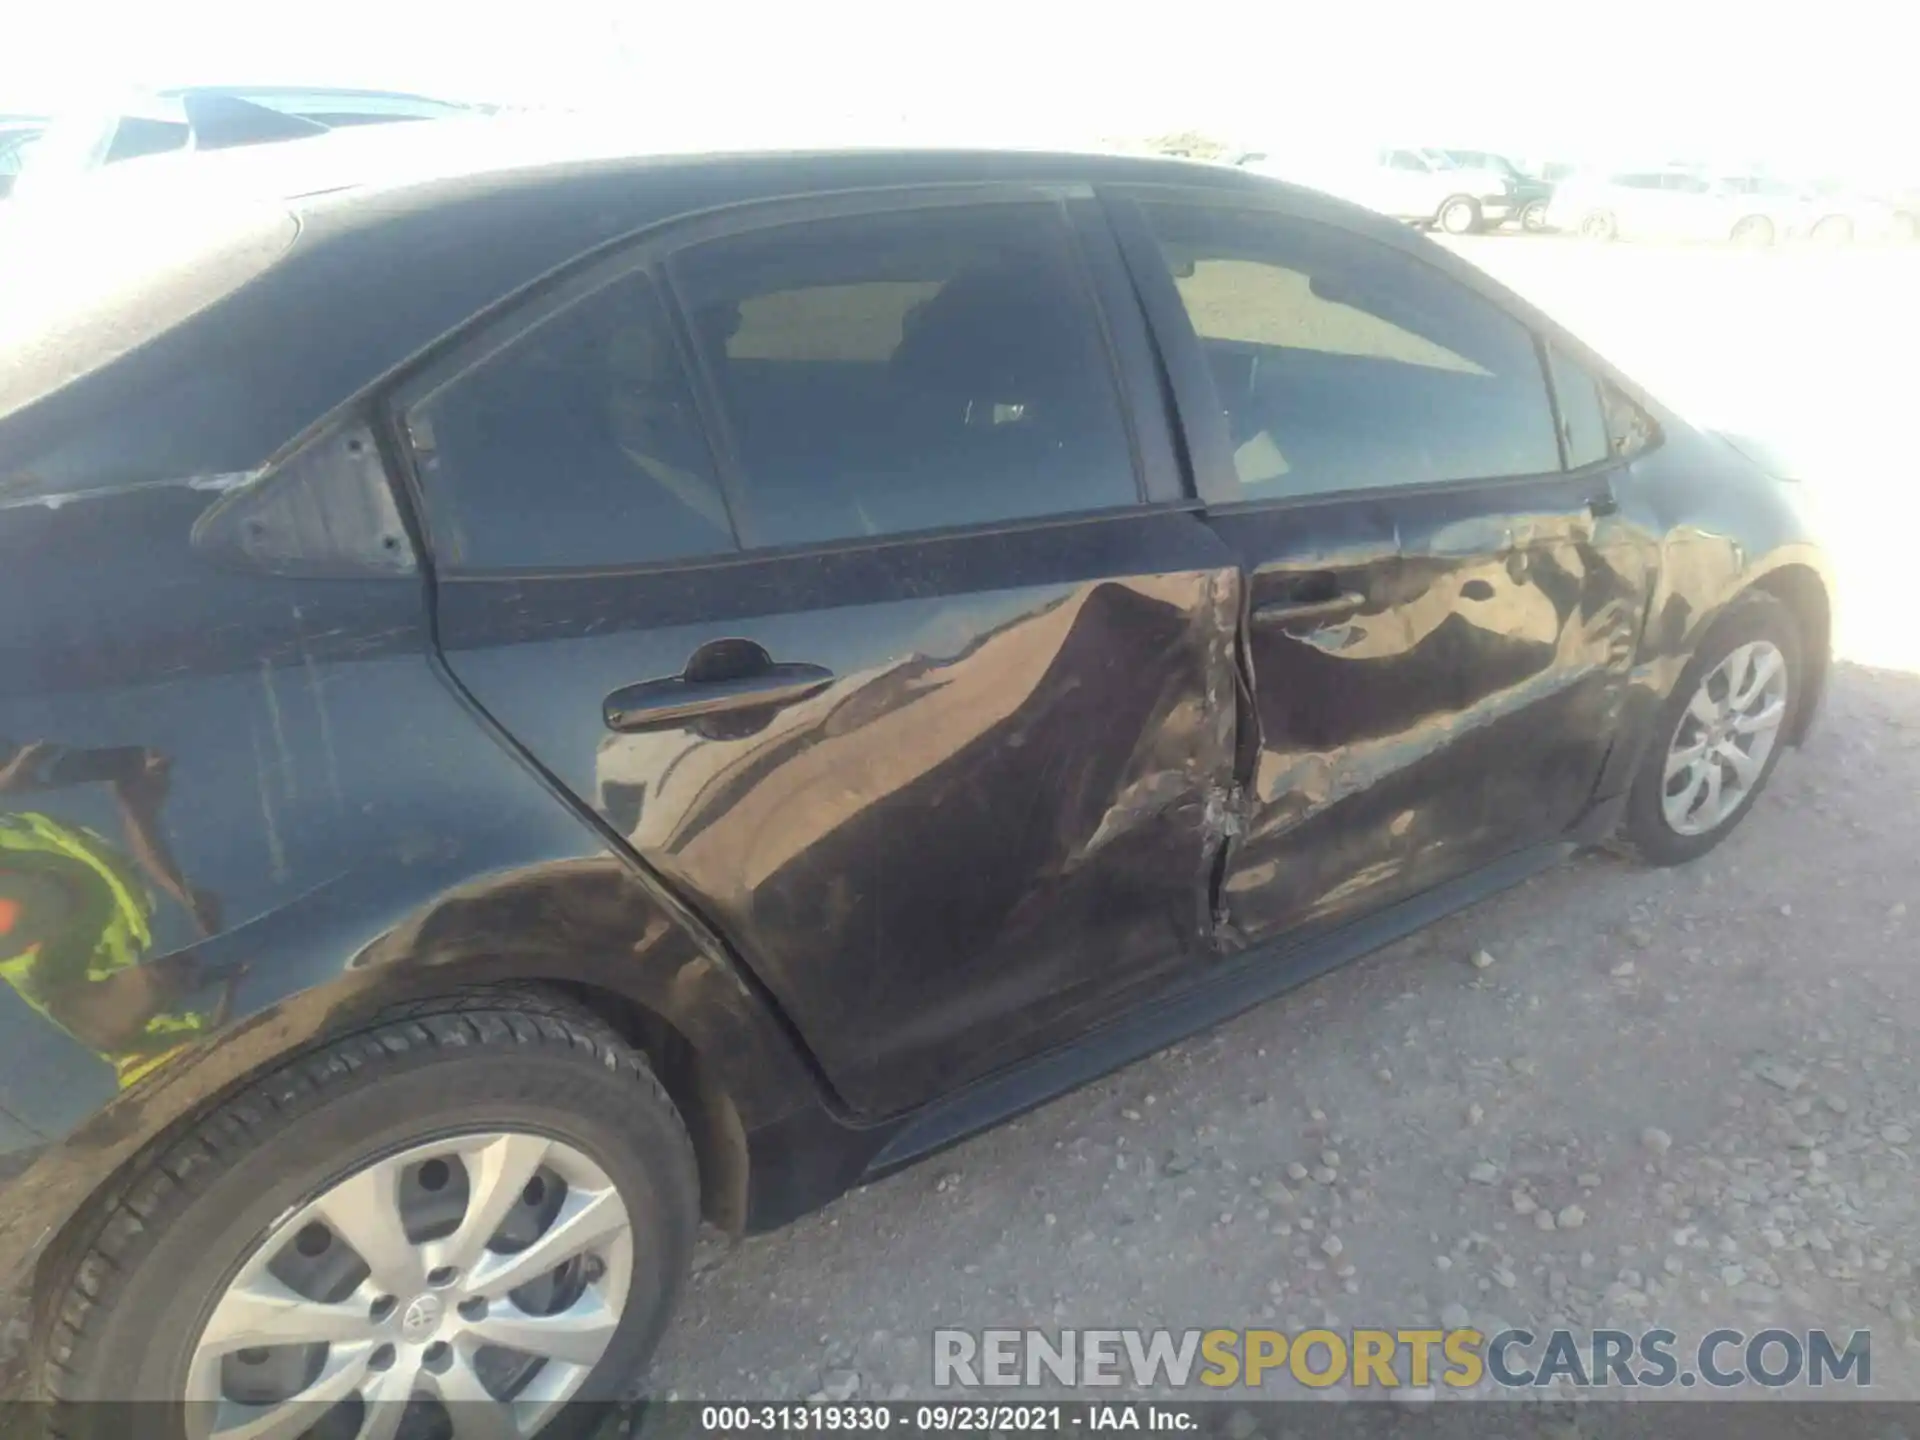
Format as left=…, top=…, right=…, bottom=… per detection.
left=1242, top=146, right=1514, bottom=233
left=1548, top=168, right=1799, bottom=245
left=1887, top=188, right=1920, bottom=242
left=0, top=116, right=46, bottom=200
left=6, top=86, right=475, bottom=201
left=0, top=134, right=1831, bottom=1433
left=1786, top=179, right=1912, bottom=244
left=1433, top=148, right=1555, bottom=231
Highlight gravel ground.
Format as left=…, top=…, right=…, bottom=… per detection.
left=644, top=238, right=1920, bottom=1403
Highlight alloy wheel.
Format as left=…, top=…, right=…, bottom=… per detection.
left=184, top=1131, right=633, bottom=1440
left=1661, top=640, right=1790, bottom=836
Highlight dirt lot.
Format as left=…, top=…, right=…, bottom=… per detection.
left=644, top=237, right=1920, bottom=1402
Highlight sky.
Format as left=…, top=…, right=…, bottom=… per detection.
left=3, top=0, right=1915, bottom=178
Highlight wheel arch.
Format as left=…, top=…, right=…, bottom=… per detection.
left=1592, top=541, right=1833, bottom=817
left=1746, top=561, right=1832, bottom=744
left=11, top=854, right=830, bottom=1347
left=1661, top=555, right=1832, bottom=747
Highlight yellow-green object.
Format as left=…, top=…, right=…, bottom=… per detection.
left=0, top=810, right=205, bottom=1085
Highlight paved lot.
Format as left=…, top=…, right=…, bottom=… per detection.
left=645, top=237, right=1920, bottom=1402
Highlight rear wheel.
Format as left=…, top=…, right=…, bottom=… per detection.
left=1811, top=214, right=1855, bottom=245
left=1730, top=215, right=1776, bottom=247
left=1617, top=592, right=1802, bottom=866
left=1519, top=199, right=1551, bottom=232
left=35, top=992, right=699, bottom=1440
left=1436, top=195, right=1481, bottom=235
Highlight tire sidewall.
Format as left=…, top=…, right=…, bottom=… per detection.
left=1624, top=596, right=1804, bottom=865
left=65, top=1038, right=697, bottom=1419
left=1438, top=197, right=1479, bottom=235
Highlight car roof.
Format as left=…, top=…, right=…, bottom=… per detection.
left=0, top=123, right=1379, bottom=499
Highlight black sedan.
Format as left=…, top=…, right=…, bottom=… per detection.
left=0, top=135, right=1829, bottom=1433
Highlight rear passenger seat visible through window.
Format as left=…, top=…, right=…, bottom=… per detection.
left=671, top=201, right=1142, bottom=549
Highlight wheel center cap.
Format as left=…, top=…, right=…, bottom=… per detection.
left=401, top=1293, right=444, bottom=1339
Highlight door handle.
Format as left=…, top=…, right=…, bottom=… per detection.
left=1251, top=591, right=1369, bottom=628
left=604, top=661, right=834, bottom=732
left=1587, top=487, right=1620, bottom=518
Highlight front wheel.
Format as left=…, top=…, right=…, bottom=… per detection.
left=1579, top=209, right=1618, bottom=241
left=1519, top=199, right=1552, bottom=232
left=35, top=992, right=700, bottom=1440
left=1616, top=592, right=1803, bottom=866
left=1436, top=195, right=1481, bottom=235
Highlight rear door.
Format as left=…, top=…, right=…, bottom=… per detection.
left=1108, top=191, right=1649, bottom=947
left=395, top=187, right=1241, bottom=1115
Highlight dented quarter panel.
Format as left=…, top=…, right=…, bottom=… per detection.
left=0, top=472, right=821, bottom=1298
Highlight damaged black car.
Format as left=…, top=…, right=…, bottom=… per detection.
left=0, top=138, right=1830, bottom=1435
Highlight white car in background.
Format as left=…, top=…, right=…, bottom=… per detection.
left=6, top=86, right=476, bottom=203
left=1548, top=168, right=1801, bottom=245
left=1782, top=180, right=1912, bottom=244
left=1240, top=147, right=1514, bottom=234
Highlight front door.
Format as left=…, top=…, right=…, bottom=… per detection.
left=1110, top=192, right=1648, bottom=946
left=397, top=189, right=1241, bottom=1115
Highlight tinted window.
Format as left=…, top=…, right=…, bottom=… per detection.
left=104, top=117, right=191, bottom=163
left=1144, top=204, right=1561, bottom=498
left=1546, top=345, right=1610, bottom=468
left=410, top=272, right=736, bottom=571
left=672, top=203, right=1138, bottom=549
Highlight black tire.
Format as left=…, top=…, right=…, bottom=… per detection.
left=1436, top=195, right=1480, bottom=235
left=1579, top=209, right=1617, bottom=241
left=1615, top=591, right=1804, bottom=867
left=1519, top=199, right=1551, bottom=232
left=34, top=990, right=699, bottom=1438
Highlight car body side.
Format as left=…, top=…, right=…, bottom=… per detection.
left=0, top=149, right=1831, bottom=1358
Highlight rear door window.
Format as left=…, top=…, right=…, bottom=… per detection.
left=408, top=272, right=737, bottom=571
left=669, top=202, right=1140, bottom=549
left=1141, top=202, right=1562, bottom=499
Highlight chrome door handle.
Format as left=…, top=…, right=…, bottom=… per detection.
left=604, top=663, right=834, bottom=732
left=1251, top=591, right=1368, bottom=628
